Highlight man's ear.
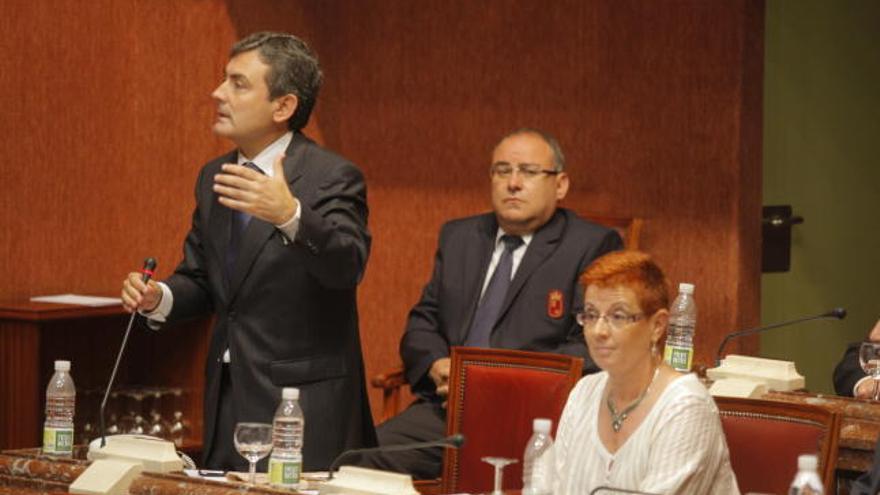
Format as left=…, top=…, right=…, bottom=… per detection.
left=555, top=172, right=570, bottom=201
left=273, top=94, right=298, bottom=124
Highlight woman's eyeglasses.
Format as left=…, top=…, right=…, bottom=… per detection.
left=575, top=309, right=644, bottom=331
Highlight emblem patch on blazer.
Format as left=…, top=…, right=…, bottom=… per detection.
left=547, top=290, right=564, bottom=319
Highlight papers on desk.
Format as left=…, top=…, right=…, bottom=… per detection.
left=183, top=468, right=230, bottom=482
left=30, top=293, right=123, bottom=307
left=182, top=469, right=321, bottom=494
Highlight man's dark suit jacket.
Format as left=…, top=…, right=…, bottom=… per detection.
left=834, top=342, right=864, bottom=397
left=400, top=208, right=623, bottom=399
left=162, top=132, right=376, bottom=470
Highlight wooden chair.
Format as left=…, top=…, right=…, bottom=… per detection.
left=371, top=367, right=408, bottom=423
left=581, top=214, right=644, bottom=251
left=714, top=396, right=841, bottom=495
left=440, top=347, right=582, bottom=494
left=370, top=216, right=645, bottom=422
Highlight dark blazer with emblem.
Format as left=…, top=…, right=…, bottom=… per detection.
left=400, top=208, right=622, bottom=399
left=161, top=132, right=376, bottom=470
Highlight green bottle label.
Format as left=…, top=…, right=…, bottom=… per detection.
left=43, top=427, right=74, bottom=454
left=269, top=458, right=301, bottom=486
left=664, top=345, right=693, bottom=372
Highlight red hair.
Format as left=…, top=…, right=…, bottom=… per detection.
left=579, top=250, right=670, bottom=316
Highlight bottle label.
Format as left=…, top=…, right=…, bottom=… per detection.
left=664, top=344, right=693, bottom=371
left=269, top=458, right=301, bottom=486
left=43, top=426, right=73, bottom=454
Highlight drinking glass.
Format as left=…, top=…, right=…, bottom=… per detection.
left=117, top=388, right=144, bottom=434
left=170, top=387, right=187, bottom=432
left=107, top=391, right=125, bottom=434
left=144, top=388, right=169, bottom=439
left=859, top=342, right=880, bottom=400
left=481, top=456, right=517, bottom=495
left=234, top=422, right=273, bottom=484
left=169, top=411, right=190, bottom=447
left=128, top=414, right=146, bottom=435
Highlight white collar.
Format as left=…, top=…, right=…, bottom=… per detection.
left=236, top=132, right=293, bottom=177
left=495, top=229, right=533, bottom=248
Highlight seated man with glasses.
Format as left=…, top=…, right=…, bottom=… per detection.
left=554, top=250, right=738, bottom=494
left=357, top=128, right=622, bottom=479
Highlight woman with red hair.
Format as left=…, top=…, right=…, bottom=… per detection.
left=553, top=250, right=739, bottom=494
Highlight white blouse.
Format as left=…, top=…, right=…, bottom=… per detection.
left=553, top=372, right=740, bottom=495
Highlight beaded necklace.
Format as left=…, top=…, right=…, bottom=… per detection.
left=606, top=366, right=660, bottom=433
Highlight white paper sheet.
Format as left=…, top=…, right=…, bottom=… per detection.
left=30, top=293, right=123, bottom=307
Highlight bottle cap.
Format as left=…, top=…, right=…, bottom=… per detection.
left=282, top=387, right=299, bottom=400
left=54, top=360, right=71, bottom=372
left=679, top=283, right=695, bottom=294
left=797, top=454, right=818, bottom=471
left=533, top=418, right=552, bottom=434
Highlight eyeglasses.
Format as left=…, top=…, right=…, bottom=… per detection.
left=490, top=163, right=560, bottom=181
left=575, top=309, right=644, bottom=331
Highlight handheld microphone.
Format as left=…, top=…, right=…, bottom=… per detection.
left=589, top=487, right=661, bottom=495
left=715, top=307, right=846, bottom=366
left=98, top=257, right=158, bottom=447
left=327, top=434, right=465, bottom=479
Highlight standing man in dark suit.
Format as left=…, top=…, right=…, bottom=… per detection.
left=358, top=128, right=622, bottom=479
left=121, top=32, right=375, bottom=471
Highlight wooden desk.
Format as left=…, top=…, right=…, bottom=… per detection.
left=0, top=300, right=210, bottom=451
left=762, top=390, right=880, bottom=472
left=0, top=301, right=126, bottom=450
left=0, top=447, right=298, bottom=494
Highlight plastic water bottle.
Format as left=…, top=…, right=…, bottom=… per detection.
left=522, top=418, right=554, bottom=495
left=43, top=360, right=75, bottom=456
left=789, top=454, right=823, bottom=494
left=268, top=387, right=304, bottom=488
left=664, top=283, right=697, bottom=372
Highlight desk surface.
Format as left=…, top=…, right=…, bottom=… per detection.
left=0, top=300, right=126, bottom=322
left=0, top=448, right=301, bottom=494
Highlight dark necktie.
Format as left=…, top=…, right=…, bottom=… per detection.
left=225, top=162, right=264, bottom=280
left=465, top=235, right=524, bottom=347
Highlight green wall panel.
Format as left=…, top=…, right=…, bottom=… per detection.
left=762, top=0, right=880, bottom=394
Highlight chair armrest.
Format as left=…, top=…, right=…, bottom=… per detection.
left=371, top=364, right=407, bottom=422
left=371, top=364, right=406, bottom=389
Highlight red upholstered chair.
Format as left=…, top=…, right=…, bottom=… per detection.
left=714, top=396, right=840, bottom=495
left=440, top=347, right=583, bottom=494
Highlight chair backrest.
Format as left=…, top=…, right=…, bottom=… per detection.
left=581, top=214, right=644, bottom=250
left=714, top=396, right=840, bottom=495
left=441, top=347, right=583, bottom=494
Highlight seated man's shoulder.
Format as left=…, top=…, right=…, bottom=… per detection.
left=563, top=209, right=620, bottom=238
left=439, top=213, right=495, bottom=238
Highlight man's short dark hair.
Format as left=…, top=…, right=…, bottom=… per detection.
left=231, top=32, right=323, bottom=131
left=498, top=128, right=566, bottom=171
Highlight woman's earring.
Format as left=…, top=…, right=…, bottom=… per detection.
left=651, top=341, right=659, bottom=356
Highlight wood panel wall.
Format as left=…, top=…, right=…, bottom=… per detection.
left=289, top=0, right=765, bottom=414
left=0, top=0, right=240, bottom=450
left=0, top=0, right=762, bottom=434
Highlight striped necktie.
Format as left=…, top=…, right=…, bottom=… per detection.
left=465, top=235, right=524, bottom=347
